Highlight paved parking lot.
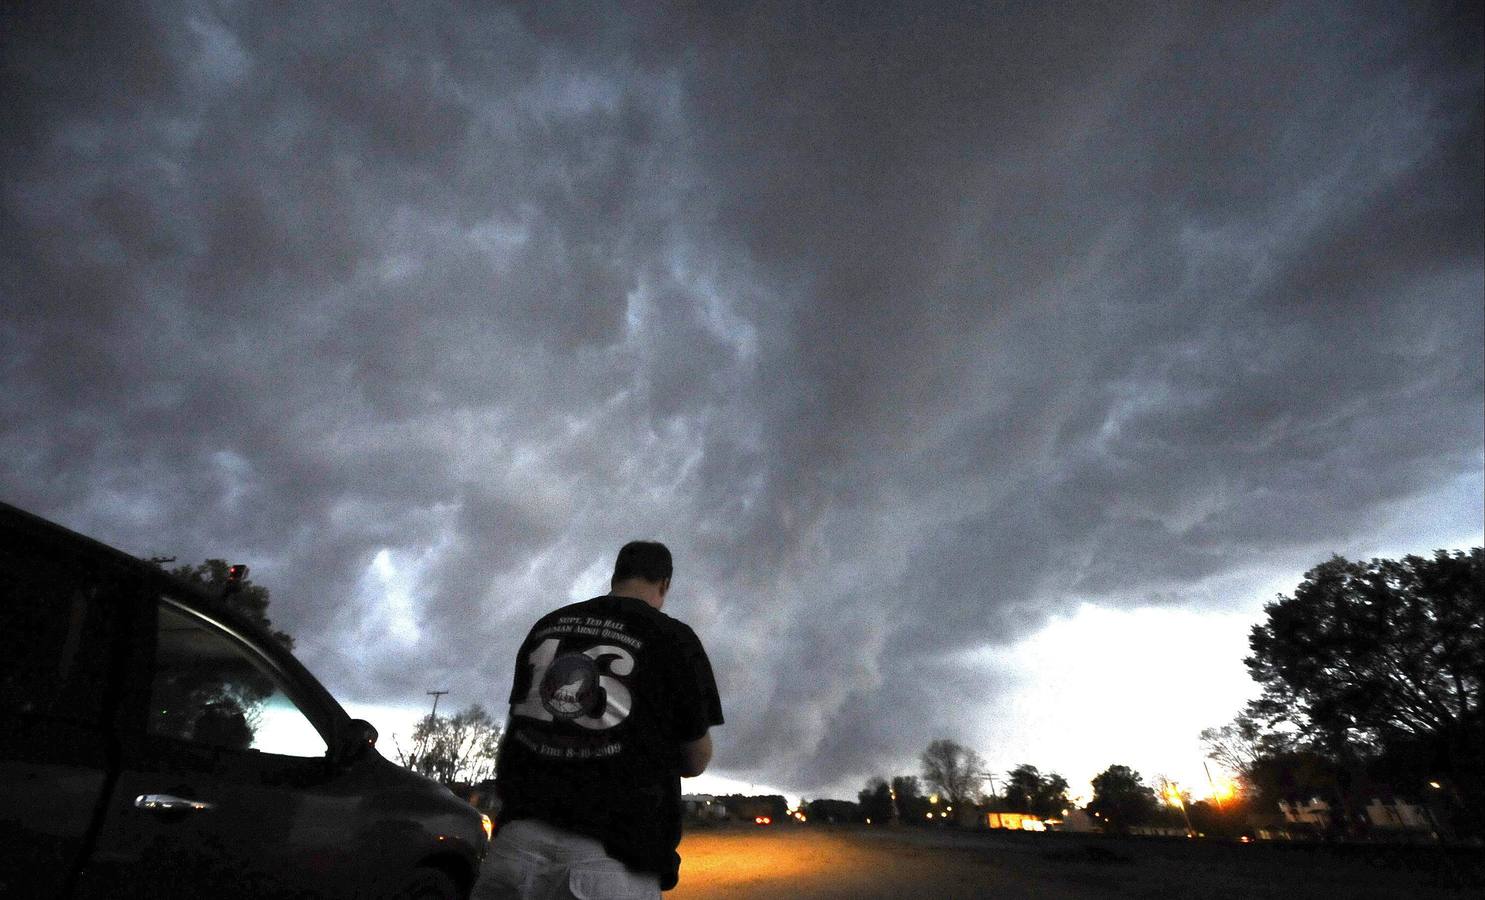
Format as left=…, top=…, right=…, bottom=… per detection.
left=671, top=824, right=1482, bottom=899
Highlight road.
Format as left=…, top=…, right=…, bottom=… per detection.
left=670, top=824, right=1481, bottom=899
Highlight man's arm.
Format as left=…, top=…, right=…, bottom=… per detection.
left=678, top=730, right=712, bottom=777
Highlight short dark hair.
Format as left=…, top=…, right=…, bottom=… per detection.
left=612, top=541, right=672, bottom=584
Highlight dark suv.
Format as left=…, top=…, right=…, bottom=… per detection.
left=0, top=502, right=489, bottom=899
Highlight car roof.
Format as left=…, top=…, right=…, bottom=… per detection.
left=0, top=499, right=351, bottom=729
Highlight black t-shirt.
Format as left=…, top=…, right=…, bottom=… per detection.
left=495, top=594, right=723, bottom=890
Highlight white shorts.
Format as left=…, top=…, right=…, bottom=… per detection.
left=472, top=818, right=663, bottom=900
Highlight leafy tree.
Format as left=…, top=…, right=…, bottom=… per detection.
left=858, top=777, right=894, bottom=823
left=166, top=559, right=294, bottom=650
left=1004, top=764, right=1040, bottom=812
left=892, top=774, right=922, bottom=799
left=394, top=704, right=502, bottom=785
left=1039, top=773, right=1072, bottom=818
left=1246, top=550, right=1482, bottom=751
left=920, top=738, right=985, bottom=806
left=1088, top=764, right=1157, bottom=831
left=892, top=775, right=930, bottom=824
left=1246, top=749, right=1346, bottom=811
left=804, top=798, right=859, bottom=824
left=756, top=795, right=790, bottom=820
left=1246, top=549, right=1483, bottom=819
left=1003, top=764, right=1072, bottom=818
left=1005, top=764, right=1073, bottom=818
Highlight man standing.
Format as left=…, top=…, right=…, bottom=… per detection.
left=476, top=541, right=723, bottom=898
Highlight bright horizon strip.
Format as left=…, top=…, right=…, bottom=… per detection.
left=979, top=602, right=1262, bottom=805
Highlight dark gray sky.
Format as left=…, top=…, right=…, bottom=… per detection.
left=4, top=1, right=1481, bottom=799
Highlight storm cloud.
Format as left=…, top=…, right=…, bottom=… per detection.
left=3, top=1, right=1480, bottom=795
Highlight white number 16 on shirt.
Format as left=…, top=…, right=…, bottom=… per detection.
left=512, top=638, right=635, bottom=730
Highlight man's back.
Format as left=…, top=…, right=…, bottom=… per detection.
left=495, top=591, right=722, bottom=890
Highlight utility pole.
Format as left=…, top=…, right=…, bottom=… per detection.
left=976, top=770, right=998, bottom=803
left=426, top=690, right=449, bottom=720
left=1203, top=760, right=1224, bottom=813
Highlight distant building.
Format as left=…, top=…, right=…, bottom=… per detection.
left=1058, top=809, right=1100, bottom=833
left=1364, top=798, right=1435, bottom=832
left=985, top=811, right=1046, bottom=831
left=1277, top=798, right=1333, bottom=829
left=682, top=794, right=727, bottom=821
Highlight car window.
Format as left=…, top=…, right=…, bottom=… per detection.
left=148, top=602, right=328, bottom=758
left=0, top=541, right=120, bottom=727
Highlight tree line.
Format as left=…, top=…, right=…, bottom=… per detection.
left=846, top=739, right=1077, bottom=825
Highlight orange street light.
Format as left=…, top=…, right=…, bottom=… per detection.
left=1166, top=784, right=1195, bottom=836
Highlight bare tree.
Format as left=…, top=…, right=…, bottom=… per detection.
left=1154, top=775, right=1194, bottom=833
left=1199, top=716, right=1264, bottom=779
left=1199, top=712, right=1300, bottom=787
left=920, top=738, right=985, bottom=805
left=1153, top=775, right=1188, bottom=806
left=393, top=704, right=503, bottom=785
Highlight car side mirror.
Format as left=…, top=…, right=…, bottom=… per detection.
left=336, top=718, right=378, bottom=766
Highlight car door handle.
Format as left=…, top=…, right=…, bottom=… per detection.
left=135, top=793, right=216, bottom=812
